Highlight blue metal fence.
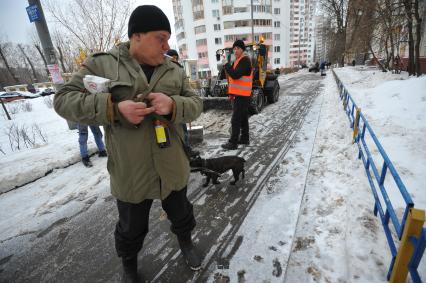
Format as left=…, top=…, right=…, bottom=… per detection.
left=332, top=70, right=425, bottom=282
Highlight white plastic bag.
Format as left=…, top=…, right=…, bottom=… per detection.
left=83, top=75, right=110, bottom=94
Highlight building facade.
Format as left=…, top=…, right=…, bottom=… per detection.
left=288, top=0, right=317, bottom=67
left=172, top=0, right=291, bottom=77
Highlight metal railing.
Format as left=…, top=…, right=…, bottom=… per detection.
left=332, top=70, right=425, bottom=283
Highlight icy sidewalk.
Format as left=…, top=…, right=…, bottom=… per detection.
left=284, top=73, right=389, bottom=282
left=209, top=73, right=389, bottom=282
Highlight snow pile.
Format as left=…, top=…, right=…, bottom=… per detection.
left=335, top=68, right=426, bottom=209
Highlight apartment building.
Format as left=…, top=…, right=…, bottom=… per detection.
left=288, top=0, right=317, bottom=67
left=314, top=15, right=329, bottom=63
left=172, top=0, right=291, bottom=77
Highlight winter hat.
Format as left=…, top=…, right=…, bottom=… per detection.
left=232, top=39, right=245, bottom=50
left=128, top=5, right=171, bottom=38
left=166, top=49, right=179, bottom=58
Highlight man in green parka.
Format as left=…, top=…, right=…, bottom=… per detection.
left=54, top=5, right=203, bottom=282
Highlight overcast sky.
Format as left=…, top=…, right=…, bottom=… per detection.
left=0, top=0, right=177, bottom=48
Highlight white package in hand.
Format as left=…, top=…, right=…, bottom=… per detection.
left=83, top=75, right=110, bottom=94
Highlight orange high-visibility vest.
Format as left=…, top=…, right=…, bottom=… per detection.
left=228, top=55, right=253, bottom=96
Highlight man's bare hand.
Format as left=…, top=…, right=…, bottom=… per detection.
left=146, top=92, right=173, bottom=115
left=117, top=100, right=155, bottom=124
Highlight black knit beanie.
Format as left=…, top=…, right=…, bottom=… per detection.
left=128, top=5, right=171, bottom=38
left=232, top=39, right=245, bottom=50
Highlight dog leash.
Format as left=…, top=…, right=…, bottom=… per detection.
left=190, top=167, right=221, bottom=177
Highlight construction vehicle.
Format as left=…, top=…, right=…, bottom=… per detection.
left=211, top=42, right=280, bottom=114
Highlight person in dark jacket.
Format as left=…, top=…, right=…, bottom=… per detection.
left=166, top=49, right=200, bottom=158
left=320, top=61, right=326, bottom=76
left=221, top=39, right=253, bottom=150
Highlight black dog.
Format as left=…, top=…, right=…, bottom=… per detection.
left=190, top=156, right=246, bottom=187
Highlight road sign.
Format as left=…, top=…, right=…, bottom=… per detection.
left=26, top=4, right=41, bottom=22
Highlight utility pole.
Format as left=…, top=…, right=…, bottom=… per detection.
left=26, top=0, right=64, bottom=84
left=27, top=0, right=57, bottom=65
left=298, top=14, right=301, bottom=67
left=251, top=0, right=255, bottom=43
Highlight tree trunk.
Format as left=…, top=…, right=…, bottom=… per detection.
left=56, top=46, right=68, bottom=73
left=404, top=0, right=415, bottom=75
left=385, top=36, right=390, bottom=69
left=18, top=45, right=38, bottom=83
left=369, top=43, right=387, bottom=72
left=0, top=45, right=19, bottom=84
left=413, top=0, right=422, bottom=76
left=35, top=44, right=49, bottom=76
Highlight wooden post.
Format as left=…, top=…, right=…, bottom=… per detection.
left=390, top=208, right=425, bottom=283
left=352, top=108, right=361, bottom=144
left=0, top=98, right=12, bottom=120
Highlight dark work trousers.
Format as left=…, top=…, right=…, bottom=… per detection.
left=114, top=187, right=196, bottom=259
left=230, top=95, right=250, bottom=144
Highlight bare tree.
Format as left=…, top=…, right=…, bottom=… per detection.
left=413, top=0, right=423, bottom=76
left=18, top=44, right=38, bottom=83
left=0, top=41, right=19, bottom=84
left=45, top=0, right=132, bottom=53
left=319, top=0, right=350, bottom=66
left=403, top=0, right=416, bottom=74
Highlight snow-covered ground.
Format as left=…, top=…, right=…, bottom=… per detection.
left=0, top=67, right=424, bottom=282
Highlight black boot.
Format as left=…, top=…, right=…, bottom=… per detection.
left=98, top=150, right=108, bottom=157
left=82, top=156, right=93, bottom=167
left=221, top=141, right=237, bottom=150
left=178, top=235, right=202, bottom=271
left=121, top=256, right=140, bottom=283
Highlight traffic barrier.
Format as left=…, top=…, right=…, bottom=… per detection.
left=332, top=70, right=426, bottom=283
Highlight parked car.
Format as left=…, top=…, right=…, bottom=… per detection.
left=0, top=91, right=40, bottom=102
left=309, top=63, right=319, bottom=73
left=0, top=91, right=25, bottom=102
left=16, top=91, right=40, bottom=99
left=37, top=88, right=55, bottom=96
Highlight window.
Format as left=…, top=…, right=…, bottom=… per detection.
left=274, top=58, right=280, bottom=64
left=192, top=0, right=204, bottom=20
left=197, top=52, right=208, bottom=59
left=211, top=0, right=218, bottom=2
left=274, top=8, right=280, bottom=14
left=274, top=46, right=281, bottom=52
left=274, top=21, right=280, bottom=27
left=196, top=38, right=207, bottom=46
left=214, top=24, right=221, bottom=31
left=215, top=37, right=222, bottom=44
left=177, top=32, right=186, bottom=40
left=212, top=9, right=220, bottom=17
left=274, top=34, right=280, bottom=40
left=253, top=19, right=272, bottom=26
left=194, top=25, right=206, bottom=34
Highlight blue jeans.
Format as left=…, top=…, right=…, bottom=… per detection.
left=77, top=124, right=105, bottom=158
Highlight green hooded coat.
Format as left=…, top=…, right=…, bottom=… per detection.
left=54, top=42, right=202, bottom=203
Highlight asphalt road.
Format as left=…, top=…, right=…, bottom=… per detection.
left=0, top=72, right=323, bottom=283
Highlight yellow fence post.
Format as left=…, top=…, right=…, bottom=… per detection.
left=390, top=208, right=426, bottom=283
left=352, top=108, right=361, bottom=144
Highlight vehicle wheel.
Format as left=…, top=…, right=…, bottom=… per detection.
left=248, top=88, right=264, bottom=115
left=267, top=80, right=280, bottom=104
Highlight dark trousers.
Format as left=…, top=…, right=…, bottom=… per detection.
left=114, top=187, right=196, bottom=259
left=230, top=96, right=250, bottom=144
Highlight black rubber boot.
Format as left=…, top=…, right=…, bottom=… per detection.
left=122, top=256, right=140, bottom=283
left=98, top=150, right=108, bottom=157
left=82, top=156, right=93, bottom=167
left=178, top=235, right=201, bottom=271
left=221, top=142, right=237, bottom=150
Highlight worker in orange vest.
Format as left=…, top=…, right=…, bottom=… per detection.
left=222, top=39, right=253, bottom=150
left=221, top=39, right=253, bottom=150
